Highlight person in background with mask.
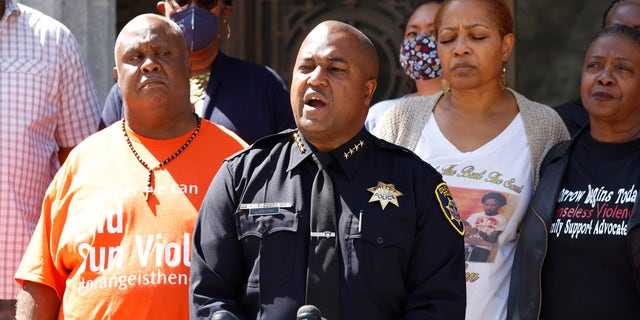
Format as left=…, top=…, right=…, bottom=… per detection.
left=554, top=0, right=640, bottom=137
left=101, top=0, right=295, bottom=144
left=365, top=0, right=443, bottom=132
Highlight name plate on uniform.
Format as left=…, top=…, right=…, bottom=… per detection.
left=240, top=202, right=293, bottom=216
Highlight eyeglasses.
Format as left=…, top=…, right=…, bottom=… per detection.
left=170, top=0, right=219, bottom=11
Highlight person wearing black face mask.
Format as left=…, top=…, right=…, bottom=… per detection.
left=101, top=0, right=295, bottom=144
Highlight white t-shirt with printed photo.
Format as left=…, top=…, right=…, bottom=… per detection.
left=414, top=114, right=532, bottom=320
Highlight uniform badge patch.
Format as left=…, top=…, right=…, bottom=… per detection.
left=435, top=182, right=465, bottom=236
left=368, top=181, right=403, bottom=210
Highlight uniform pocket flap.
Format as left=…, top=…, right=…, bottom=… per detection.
left=235, top=208, right=299, bottom=239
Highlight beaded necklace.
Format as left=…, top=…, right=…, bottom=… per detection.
left=122, top=113, right=201, bottom=200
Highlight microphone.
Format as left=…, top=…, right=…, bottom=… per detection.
left=296, top=305, right=322, bottom=320
left=212, top=310, right=239, bottom=320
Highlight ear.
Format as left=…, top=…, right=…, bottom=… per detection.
left=364, top=79, right=377, bottom=107
left=156, top=1, right=167, bottom=16
left=501, top=33, right=515, bottom=63
left=113, top=66, right=119, bottom=81
left=220, top=4, right=233, bottom=20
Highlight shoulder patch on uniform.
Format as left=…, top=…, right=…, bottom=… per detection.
left=434, top=182, right=464, bottom=236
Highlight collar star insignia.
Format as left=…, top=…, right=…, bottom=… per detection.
left=292, top=131, right=306, bottom=154
left=343, top=140, right=365, bottom=159
left=367, top=181, right=403, bottom=210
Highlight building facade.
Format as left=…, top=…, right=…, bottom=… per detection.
left=22, top=0, right=609, bottom=107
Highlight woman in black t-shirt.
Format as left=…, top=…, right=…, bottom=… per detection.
left=508, top=24, right=640, bottom=320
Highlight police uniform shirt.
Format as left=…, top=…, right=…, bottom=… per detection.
left=190, top=128, right=466, bottom=320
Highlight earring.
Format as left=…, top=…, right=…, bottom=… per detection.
left=500, top=66, right=507, bottom=89
left=441, top=79, right=451, bottom=95
left=224, top=20, right=231, bottom=40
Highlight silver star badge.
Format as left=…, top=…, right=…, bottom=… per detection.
left=367, top=181, right=403, bottom=210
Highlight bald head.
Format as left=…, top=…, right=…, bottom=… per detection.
left=290, top=20, right=379, bottom=151
left=113, top=13, right=193, bottom=132
left=305, top=20, right=380, bottom=80
left=114, top=14, right=186, bottom=64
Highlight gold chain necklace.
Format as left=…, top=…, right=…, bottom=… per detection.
left=122, top=113, right=201, bottom=200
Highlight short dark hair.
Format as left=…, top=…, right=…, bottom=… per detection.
left=401, top=1, right=444, bottom=31
left=481, top=192, right=507, bottom=207
left=415, top=0, right=445, bottom=17
left=593, top=23, right=640, bottom=47
left=435, top=0, right=514, bottom=39
left=181, top=0, right=232, bottom=9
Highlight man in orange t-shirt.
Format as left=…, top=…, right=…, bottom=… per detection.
left=14, top=14, right=247, bottom=319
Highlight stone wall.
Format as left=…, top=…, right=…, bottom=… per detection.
left=17, top=0, right=611, bottom=107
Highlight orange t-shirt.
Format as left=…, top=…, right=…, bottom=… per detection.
left=15, top=119, right=247, bottom=319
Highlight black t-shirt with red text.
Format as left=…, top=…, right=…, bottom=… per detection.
left=541, top=133, right=640, bottom=319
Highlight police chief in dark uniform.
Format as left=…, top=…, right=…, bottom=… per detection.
left=189, top=20, right=466, bottom=320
